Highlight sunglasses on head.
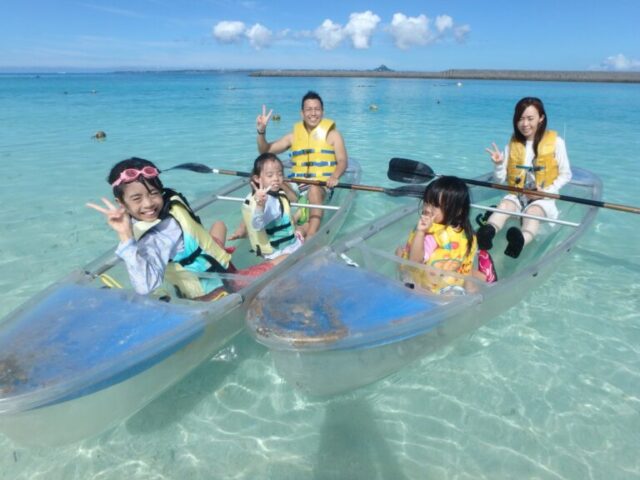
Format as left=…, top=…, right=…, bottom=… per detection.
left=111, top=166, right=160, bottom=187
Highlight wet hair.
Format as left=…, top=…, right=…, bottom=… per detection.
left=512, top=97, right=548, bottom=158
left=108, top=157, right=164, bottom=200
left=301, top=90, right=323, bottom=110
left=422, top=176, right=474, bottom=255
left=252, top=152, right=283, bottom=177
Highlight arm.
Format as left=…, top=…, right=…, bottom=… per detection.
left=116, top=218, right=183, bottom=295
left=543, top=136, right=572, bottom=194
left=408, top=214, right=433, bottom=263
left=257, top=131, right=292, bottom=154
left=281, top=182, right=298, bottom=203
left=408, top=230, right=426, bottom=263
left=256, top=104, right=293, bottom=154
left=326, top=129, right=348, bottom=188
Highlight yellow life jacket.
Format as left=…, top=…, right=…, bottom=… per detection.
left=290, top=118, right=337, bottom=179
left=133, top=192, right=232, bottom=299
left=241, top=190, right=295, bottom=257
left=400, top=224, right=477, bottom=293
left=507, top=130, right=559, bottom=189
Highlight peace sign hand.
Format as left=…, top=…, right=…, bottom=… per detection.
left=253, top=179, right=270, bottom=208
left=86, top=197, right=133, bottom=241
left=256, top=104, right=273, bottom=134
left=485, top=142, right=505, bottom=164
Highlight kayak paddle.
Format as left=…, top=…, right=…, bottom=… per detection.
left=388, top=157, right=640, bottom=214
left=165, top=162, right=427, bottom=198
left=167, top=162, right=578, bottom=225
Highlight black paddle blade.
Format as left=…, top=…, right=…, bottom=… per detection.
left=387, top=184, right=426, bottom=198
left=164, top=162, right=213, bottom=174
left=388, top=158, right=436, bottom=184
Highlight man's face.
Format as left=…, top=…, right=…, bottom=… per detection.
left=301, top=99, right=323, bottom=130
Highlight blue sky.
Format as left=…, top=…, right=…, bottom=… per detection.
left=1, top=0, right=639, bottom=72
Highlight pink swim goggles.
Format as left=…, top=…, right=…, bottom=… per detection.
left=111, top=166, right=160, bottom=187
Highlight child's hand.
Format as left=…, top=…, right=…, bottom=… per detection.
left=253, top=179, right=269, bottom=208
left=485, top=143, right=504, bottom=164
left=416, top=213, right=433, bottom=233
left=86, top=198, right=132, bottom=241
left=228, top=223, right=247, bottom=241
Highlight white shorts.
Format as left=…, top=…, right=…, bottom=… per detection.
left=502, top=194, right=559, bottom=220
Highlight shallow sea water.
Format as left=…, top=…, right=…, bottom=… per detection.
left=0, top=73, right=639, bottom=479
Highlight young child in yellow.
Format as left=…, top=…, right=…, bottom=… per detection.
left=397, top=176, right=478, bottom=293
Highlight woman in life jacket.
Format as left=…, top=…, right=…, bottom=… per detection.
left=478, top=97, right=572, bottom=258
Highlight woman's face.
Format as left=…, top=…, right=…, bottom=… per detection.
left=517, top=105, right=545, bottom=141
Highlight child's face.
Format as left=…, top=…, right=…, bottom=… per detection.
left=255, top=160, right=284, bottom=191
left=117, top=181, right=164, bottom=222
left=517, top=105, right=545, bottom=141
left=421, top=203, right=444, bottom=224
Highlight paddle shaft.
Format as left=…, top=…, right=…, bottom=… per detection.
left=210, top=167, right=398, bottom=194
left=388, top=158, right=639, bottom=214
left=168, top=162, right=422, bottom=198
left=212, top=168, right=250, bottom=178
left=457, top=175, right=638, bottom=214
left=216, top=195, right=340, bottom=211
left=471, top=203, right=579, bottom=227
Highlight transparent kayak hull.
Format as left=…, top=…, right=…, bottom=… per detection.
left=247, top=168, right=602, bottom=396
left=0, top=161, right=360, bottom=445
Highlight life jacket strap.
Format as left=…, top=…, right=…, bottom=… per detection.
left=270, top=233, right=296, bottom=247
left=266, top=221, right=293, bottom=235
left=178, top=247, right=227, bottom=273
left=516, top=164, right=544, bottom=172
left=288, top=172, right=333, bottom=178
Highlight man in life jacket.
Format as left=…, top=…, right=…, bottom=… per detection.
left=256, top=91, right=348, bottom=237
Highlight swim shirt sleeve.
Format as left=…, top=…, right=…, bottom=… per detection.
left=251, top=195, right=281, bottom=230
left=115, top=218, right=183, bottom=295
left=543, top=136, right=572, bottom=194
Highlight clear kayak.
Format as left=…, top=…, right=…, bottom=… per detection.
left=247, top=167, right=601, bottom=396
left=0, top=160, right=360, bottom=446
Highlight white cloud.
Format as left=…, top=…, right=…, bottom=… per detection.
left=435, top=15, right=453, bottom=32
left=315, top=19, right=345, bottom=50
left=389, top=13, right=430, bottom=49
left=389, top=11, right=468, bottom=49
left=246, top=23, right=273, bottom=50
left=454, top=25, right=471, bottom=43
left=344, top=11, right=381, bottom=49
left=212, top=21, right=246, bottom=44
left=601, top=53, right=640, bottom=71
left=214, top=10, right=468, bottom=52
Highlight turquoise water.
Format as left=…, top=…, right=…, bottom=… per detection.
left=1, top=72, right=639, bottom=479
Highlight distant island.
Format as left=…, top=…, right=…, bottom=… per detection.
left=250, top=68, right=640, bottom=84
